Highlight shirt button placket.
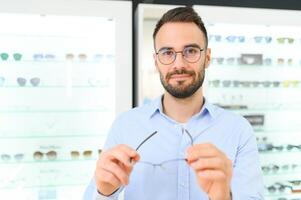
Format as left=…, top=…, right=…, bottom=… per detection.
left=177, top=126, right=190, bottom=200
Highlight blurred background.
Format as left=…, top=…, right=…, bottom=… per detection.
left=0, top=0, right=301, bottom=199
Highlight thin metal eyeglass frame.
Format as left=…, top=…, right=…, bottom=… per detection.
left=134, top=130, right=194, bottom=168
left=156, top=47, right=204, bottom=65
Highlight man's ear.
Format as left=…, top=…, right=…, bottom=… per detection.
left=153, top=53, right=159, bottom=72
left=204, top=48, right=211, bottom=69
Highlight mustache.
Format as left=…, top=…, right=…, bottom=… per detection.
left=166, top=69, right=195, bottom=80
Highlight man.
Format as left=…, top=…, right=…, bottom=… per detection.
left=84, top=6, right=264, bottom=200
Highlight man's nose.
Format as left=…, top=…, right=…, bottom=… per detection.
left=171, top=52, right=187, bottom=70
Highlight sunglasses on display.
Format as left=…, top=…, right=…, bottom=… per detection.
left=0, top=77, right=4, bottom=86
left=209, top=34, right=222, bottom=42
left=226, top=35, right=245, bottom=43
left=65, top=53, right=87, bottom=61
left=33, top=151, right=57, bottom=161
left=33, top=53, right=56, bottom=61
left=70, top=150, right=93, bottom=159
left=0, top=53, right=22, bottom=61
left=277, top=58, right=293, bottom=66
left=266, top=182, right=293, bottom=194
left=277, top=37, right=294, bottom=44
left=17, top=77, right=40, bottom=87
left=253, top=36, right=272, bottom=43
left=1, top=153, right=24, bottom=162
left=261, top=164, right=299, bottom=174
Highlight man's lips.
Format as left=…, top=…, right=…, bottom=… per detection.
left=169, top=74, right=192, bottom=80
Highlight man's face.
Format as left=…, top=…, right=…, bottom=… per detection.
left=154, top=22, right=210, bottom=98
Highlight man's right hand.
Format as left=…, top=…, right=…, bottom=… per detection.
left=94, top=144, right=140, bottom=196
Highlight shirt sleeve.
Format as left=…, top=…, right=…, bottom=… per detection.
left=83, top=115, right=126, bottom=200
left=231, top=121, right=265, bottom=199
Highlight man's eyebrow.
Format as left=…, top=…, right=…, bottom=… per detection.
left=157, top=47, right=173, bottom=52
left=184, top=43, right=201, bottom=49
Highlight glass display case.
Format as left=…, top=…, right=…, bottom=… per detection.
left=0, top=0, right=132, bottom=199
left=136, top=4, right=301, bottom=200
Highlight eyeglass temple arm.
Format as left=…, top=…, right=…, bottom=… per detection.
left=135, top=131, right=158, bottom=151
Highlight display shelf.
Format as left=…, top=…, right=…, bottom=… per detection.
left=0, top=183, right=89, bottom=190
left=0, top=158, right=97, bottom=165
left=0, top=134, right=107, bottom=139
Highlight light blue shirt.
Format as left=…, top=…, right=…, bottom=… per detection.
left=84, top=96, right=264, bottom=200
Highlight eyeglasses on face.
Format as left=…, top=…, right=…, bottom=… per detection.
left=33, top=151, right=57, bottom=161
left=135, top=129, right=194, bottom=174
left=17, top=77, right=40, bottom=87
left=0, top=53, right=22, bottom=61
left=1, top=153, right=24, bottom=162
left=156, top=46, right=204, bottom=65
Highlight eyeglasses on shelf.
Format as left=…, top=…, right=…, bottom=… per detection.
left=1, top=153, right=24, bottom=162
left=33, top=150, right=57, bottom=161
left=17, top=77, right=40, bottom=87
left=0, top=53, right=22, bottom=61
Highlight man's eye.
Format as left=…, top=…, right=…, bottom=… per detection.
left=162, top=50, right=174, bottom=56
left=185, top=48, right=197, bottom=54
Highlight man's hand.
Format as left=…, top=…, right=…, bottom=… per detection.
left=95, top=144, right=140, bottom=196
left=186, top=143, right=232, bottom=200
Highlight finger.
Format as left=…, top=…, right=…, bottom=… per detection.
left=189, top=157, right=227, bottom=172
left=186, top=143, right=223, bottom=162
left=106, top=149, right=136, bottom=168
left=100, top=160, right=130, bottom=185
left=197, top=169, right=227, bottom=181
left=95, top=167, right=121, bottom=188
left=118, top=144, right=139, bottom=159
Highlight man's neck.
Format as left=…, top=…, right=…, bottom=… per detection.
left=162, top=90, right=204, bottom=123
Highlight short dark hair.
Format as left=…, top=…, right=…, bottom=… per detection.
left=153, top=6, right=208, bottom=49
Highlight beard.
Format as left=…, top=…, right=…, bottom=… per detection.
left=159, top=66, right=205, bottom=99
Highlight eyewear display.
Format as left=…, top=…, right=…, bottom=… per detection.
left=254, top=36, right=272, bottom=43
left=266, top=182, right=293, bottom=193
left=277, top=37, right=294, bottom=44
left=226, top=35, right=245, bottom=43
left=70, top=150, right=93, bottom=159
left=33, top=53, right=56, bottom=61
left=1, top=153, right=24, bottom=162
left=17, top=77, right=40, bottom=87
left=0, top=76, right=4, bottom=86
left=209, top=79, right=298, bottom=88
left=65, top=53, right=87, bottom=61
left=209, top=34, right=222, bottom=42
left=156, top=46, right=204, bottom=65
left=33, top=151, right=57, bottom=161
left=0, top=53, right=22, bottom=61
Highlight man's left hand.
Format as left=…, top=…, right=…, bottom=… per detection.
left=186, top=143, right=232, bottom=200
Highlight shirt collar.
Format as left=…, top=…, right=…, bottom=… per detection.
left=147, top=95, right=218, bottom=120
